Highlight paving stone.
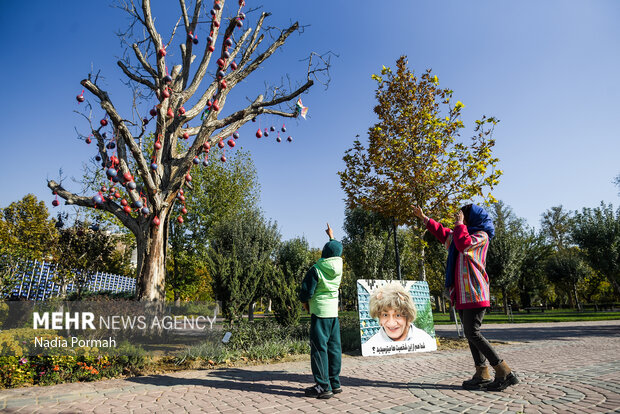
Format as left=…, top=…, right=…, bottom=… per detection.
left=1, top=320, right=620, bottom=413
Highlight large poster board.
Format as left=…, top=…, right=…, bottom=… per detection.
left=358, top=279, right=437, bottom=357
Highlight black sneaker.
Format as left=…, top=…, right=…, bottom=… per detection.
left=304, top=384, right=334, bottom=399
left=332, top=387, right=343, bottom=394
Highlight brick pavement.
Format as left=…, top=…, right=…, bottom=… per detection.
left=0, top=320, right=619, bottom=414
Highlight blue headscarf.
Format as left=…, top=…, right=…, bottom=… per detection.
left=444, top=204, right=495, bottom=289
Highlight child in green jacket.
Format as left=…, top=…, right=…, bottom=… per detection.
left=299, top=223, right=343, bottom=399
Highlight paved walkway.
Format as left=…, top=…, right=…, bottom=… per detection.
left=1, top=320, right=619, bottom=413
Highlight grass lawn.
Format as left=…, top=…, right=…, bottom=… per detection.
left=432, top=309, right=620, bottom=324
left=299, top=309, right=620, bottom=325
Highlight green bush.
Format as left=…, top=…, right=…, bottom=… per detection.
left=339, top=313, right=361, bottom=352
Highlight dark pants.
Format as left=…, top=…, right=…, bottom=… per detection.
left=459, top=308, right=501, bottom=367
left=309, top=314, right=341, bottom=391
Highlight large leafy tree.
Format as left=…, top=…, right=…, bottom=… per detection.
left=517, top=229, right=552, bottom=307
left=541, top=205, right=574, bottom=251
left=545, top=247, right=590, bottom=309
left=269, top=237, right=314, bottom=326
left=339, top=56, right=501, bottom=280
left=342, top=208, right=395, bottom=281
left=208, top=209, right=280, bottom=323
left=0, top=194, right=58, bottom=260
left=0, top=195, right=59, bottom=296
left=47, top=1, right=325, bottom=301
left=167, top=148, right=259, bottom=302
left=55, top=221, right=133, bottom=298
left=572, top=203, right=620, bottom=297
left=341, top=208, right=399, bottom=310
left=486, top=201, right=527, bottom=313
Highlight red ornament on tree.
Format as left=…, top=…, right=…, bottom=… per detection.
left=166, top=108, right=174, bottom=118
left=123, top=205, right=132, bottom=214
left=153, top=216, right=161, bottom=226
left=183, top=132, right=189, bottom=140
left=227, top=139, right=235, bottom=147
left=100, top=119, right=108, bottom=126
left=220, top=80, right=227, bottom=89
left=52, top=199, right=60, bottom=207
left=203, top=142, right=211, bottom=151
left=177, top=216, right=184, bottom=224
left=123, top=172, right=133, bottom=182
left=150, top=107, right=157, bottom=117
left=85, top=137, right=92, bottom=144
left=220, top=155, right=226, bottom=162
left=256, top=129, right=263, bottom=138
left=178, top=106, right=186, bottom=115
left=121, top=199, right=128, bottom=206
left=185, top=173, right=192, bottom=182
left=208, top=45, right=215, bottom=52
left=76, top=93, right=85, bottom=103
left=181, top=207, right=188, bottom=215
left=158, top=48, right=167, bottom=57
left=162, top=88, right=171, bottom=98
left=230, top=61, right=238, bottom=70
left=218, top=140, right=225, bottom=148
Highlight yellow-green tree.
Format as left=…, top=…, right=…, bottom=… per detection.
left=339, top=56, right=502, bottom=280
left=0, top=194, right=58, bottom=259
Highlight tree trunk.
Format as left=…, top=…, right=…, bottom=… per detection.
left=392, top=218, right=402, bottom=280
left=419, top=244, right=426, bottom=281
left=502, top=287, right=509, bottom=315
left=136, top=210, right=169, bottom=301
left=248, top=302, right=255, bottom=322
left=573, top=283, right=580, bottom=311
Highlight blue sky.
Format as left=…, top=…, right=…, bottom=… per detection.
left=1, top=1, right=619, bottom=249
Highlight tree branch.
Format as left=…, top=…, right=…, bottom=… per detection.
left=47, top=180, right=140, bottom=235
left=181, top=1, right=222, bottom=98
left=81, top=79, right=158, bottom=199
left=132, top=43, right=158, bottom=79
left=117, top=60, right=157, bottom=90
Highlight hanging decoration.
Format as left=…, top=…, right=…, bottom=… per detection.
left=295, top=98, right=308, bottom=119
left=76, top=90, right=85, bottom=103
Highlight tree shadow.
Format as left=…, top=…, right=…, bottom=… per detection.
left=126, top=368, right=463, bottom=396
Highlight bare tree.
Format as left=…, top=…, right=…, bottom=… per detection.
left=47, top=0, right=326, bottom=301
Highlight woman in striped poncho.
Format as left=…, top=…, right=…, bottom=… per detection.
left=413, top=204, right=519, bottom=392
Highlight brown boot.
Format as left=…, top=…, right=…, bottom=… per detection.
left=486, top=360, right=519, bottom=391
left=462, top=365, right=492, bottom=390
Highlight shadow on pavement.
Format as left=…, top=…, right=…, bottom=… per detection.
left=126, top=368, right=462, bottom=396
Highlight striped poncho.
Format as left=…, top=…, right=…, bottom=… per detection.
left=426, top=219, right=491, bottom=309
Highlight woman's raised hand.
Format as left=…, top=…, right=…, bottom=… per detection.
left=412, top=206, right=428, bottom=222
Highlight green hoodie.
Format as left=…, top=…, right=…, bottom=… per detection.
left=309, top=256, right=343, bottom=318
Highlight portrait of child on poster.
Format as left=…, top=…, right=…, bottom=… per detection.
left=358, top=280, right=437, bottom=357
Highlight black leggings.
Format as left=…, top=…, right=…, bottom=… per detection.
left=459, top=308, right=501, bottom=367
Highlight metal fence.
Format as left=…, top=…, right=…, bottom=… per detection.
left=6, top=259, right=135, bottom=300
